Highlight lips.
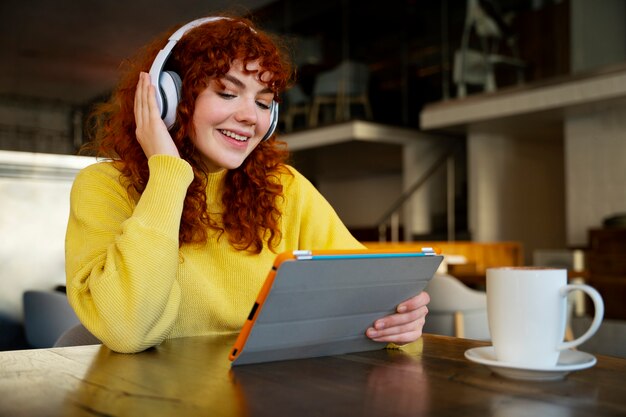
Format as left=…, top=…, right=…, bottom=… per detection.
left=220, top=129, right=249, bottom=142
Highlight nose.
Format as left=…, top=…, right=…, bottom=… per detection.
left=234, top=98, right=258, bottom=126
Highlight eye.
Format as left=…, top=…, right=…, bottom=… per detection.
left=256, top=100, right=271, bottom=110
left=218, top=92, right=236, bottom=100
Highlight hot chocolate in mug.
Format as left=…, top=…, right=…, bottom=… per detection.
left=486, top=267, right=604, bottom=368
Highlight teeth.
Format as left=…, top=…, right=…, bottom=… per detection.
left=221, top=130, right=248, bottom=141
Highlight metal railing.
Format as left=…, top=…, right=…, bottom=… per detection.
left=376, top=146, right=459, bottom=243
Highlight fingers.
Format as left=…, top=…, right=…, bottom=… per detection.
left=397, top=291, right=430, bottom=313
left=365, top=292, right=430, bottom=344
left=134, top=73, right=145, bottom=136
left=134, top=72, right=153, bottom=135
left=140, top=72, right=160, bottom=124
left=133, top=72, right=180, bottom=159
left=366, top=316, right=427, bottom=344
left=367, top=305, right=428, bottom=334
left=370, top=327, right=424, bottom=344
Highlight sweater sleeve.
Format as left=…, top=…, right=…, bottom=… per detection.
left=283, top=167, right=365, bottom=250
left=65, top=155, right=194, bottom=353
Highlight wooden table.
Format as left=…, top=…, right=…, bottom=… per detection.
left=1, top=334, right=625, bottom=416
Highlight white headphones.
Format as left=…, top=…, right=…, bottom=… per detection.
left=148, top=17, right=279, bottom=141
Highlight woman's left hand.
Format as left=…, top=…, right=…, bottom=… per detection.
left=365, top=291, right=430, bottom=344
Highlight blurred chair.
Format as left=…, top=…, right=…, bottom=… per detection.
left=309, top=60, right=373, bottom=127
left=282, top=84, right=311, bottom=132
left=54, top=323, right=101, bottom=347
left=23, top=290, right=80, bottom=348
left=423, top=273, right=490, bottom=340
left=0, top=312, right=29, bottom=350
left=454, top=0, right=525, bottom=97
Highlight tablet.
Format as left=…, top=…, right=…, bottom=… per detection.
left=229, top=248, right=443, bottom=366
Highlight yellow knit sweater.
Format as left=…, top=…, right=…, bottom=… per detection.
left=65, top=155, right=363, bottom=353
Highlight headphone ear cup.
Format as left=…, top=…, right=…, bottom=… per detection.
left=262, top=101, right=279, bottom=141
left=159, top=70, right=182, bottom=129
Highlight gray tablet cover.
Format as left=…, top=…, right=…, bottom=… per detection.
left=232, top=252, right=443, bottom=365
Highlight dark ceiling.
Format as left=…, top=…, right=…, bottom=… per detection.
left=0, top=0, right=276, bottom=105
left=0, top=0, right=562, bottom=130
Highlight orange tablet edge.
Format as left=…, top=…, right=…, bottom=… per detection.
left=228, top=251, right=296, bottom=361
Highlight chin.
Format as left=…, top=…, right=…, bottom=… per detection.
left=220, top=158, right=247, bottom=171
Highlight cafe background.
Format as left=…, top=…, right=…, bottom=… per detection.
left=1, top=0, right=625, bottom=353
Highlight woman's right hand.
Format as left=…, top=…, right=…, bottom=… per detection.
left=134, top=72, right=180, bottom=159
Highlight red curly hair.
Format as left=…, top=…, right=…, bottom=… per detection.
left=85, top=16, right=294, bottom=253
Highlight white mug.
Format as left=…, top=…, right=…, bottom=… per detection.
left=486, top=267, right=604, bottom=367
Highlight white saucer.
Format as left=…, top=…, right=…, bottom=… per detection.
left=464, top=346, right=596, bottom=381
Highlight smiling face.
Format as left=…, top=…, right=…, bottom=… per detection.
left=191, top=60, right=274, bottom=172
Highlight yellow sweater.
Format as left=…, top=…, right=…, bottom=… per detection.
left=65, top=155, right=363, bottom=353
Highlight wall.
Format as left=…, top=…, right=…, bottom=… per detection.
left=290, top=140, right=404, bottom=232
left=289, top=127, right=456, bottom=240
left=468, top=122, right=566, bottom=263
left=318, top=174, right=403, bottom=228
left=402, top=140, right=449, bottom=237
left=0, top=97, right=78, bottom=154
left=421, top=0, right=626, bottom=253
left=565, top=101, right=626, bottom=246
left=566, top=0, right=626, bottom=246
left=0, top=151, right=95, bottom=321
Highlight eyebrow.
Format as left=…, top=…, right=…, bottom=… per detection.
left=223, top=74, right=273, bottom=95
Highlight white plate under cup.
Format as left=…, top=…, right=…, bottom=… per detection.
left=486, top=267, right=604, bottom=368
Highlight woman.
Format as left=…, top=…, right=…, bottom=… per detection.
left=65, top=15, right=430, bottom=353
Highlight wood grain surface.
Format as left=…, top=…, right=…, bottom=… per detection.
left=1, top=334, right=624, bottom=416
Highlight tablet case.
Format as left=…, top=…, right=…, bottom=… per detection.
left=229, top=248, right=443, bottom=366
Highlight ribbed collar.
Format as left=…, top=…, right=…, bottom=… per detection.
left=205, top=169, right=227, bottom=207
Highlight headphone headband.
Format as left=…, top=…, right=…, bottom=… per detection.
left=147, top=16, right=279, bottom=140
left=148, top=17, right=228, bottom=122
